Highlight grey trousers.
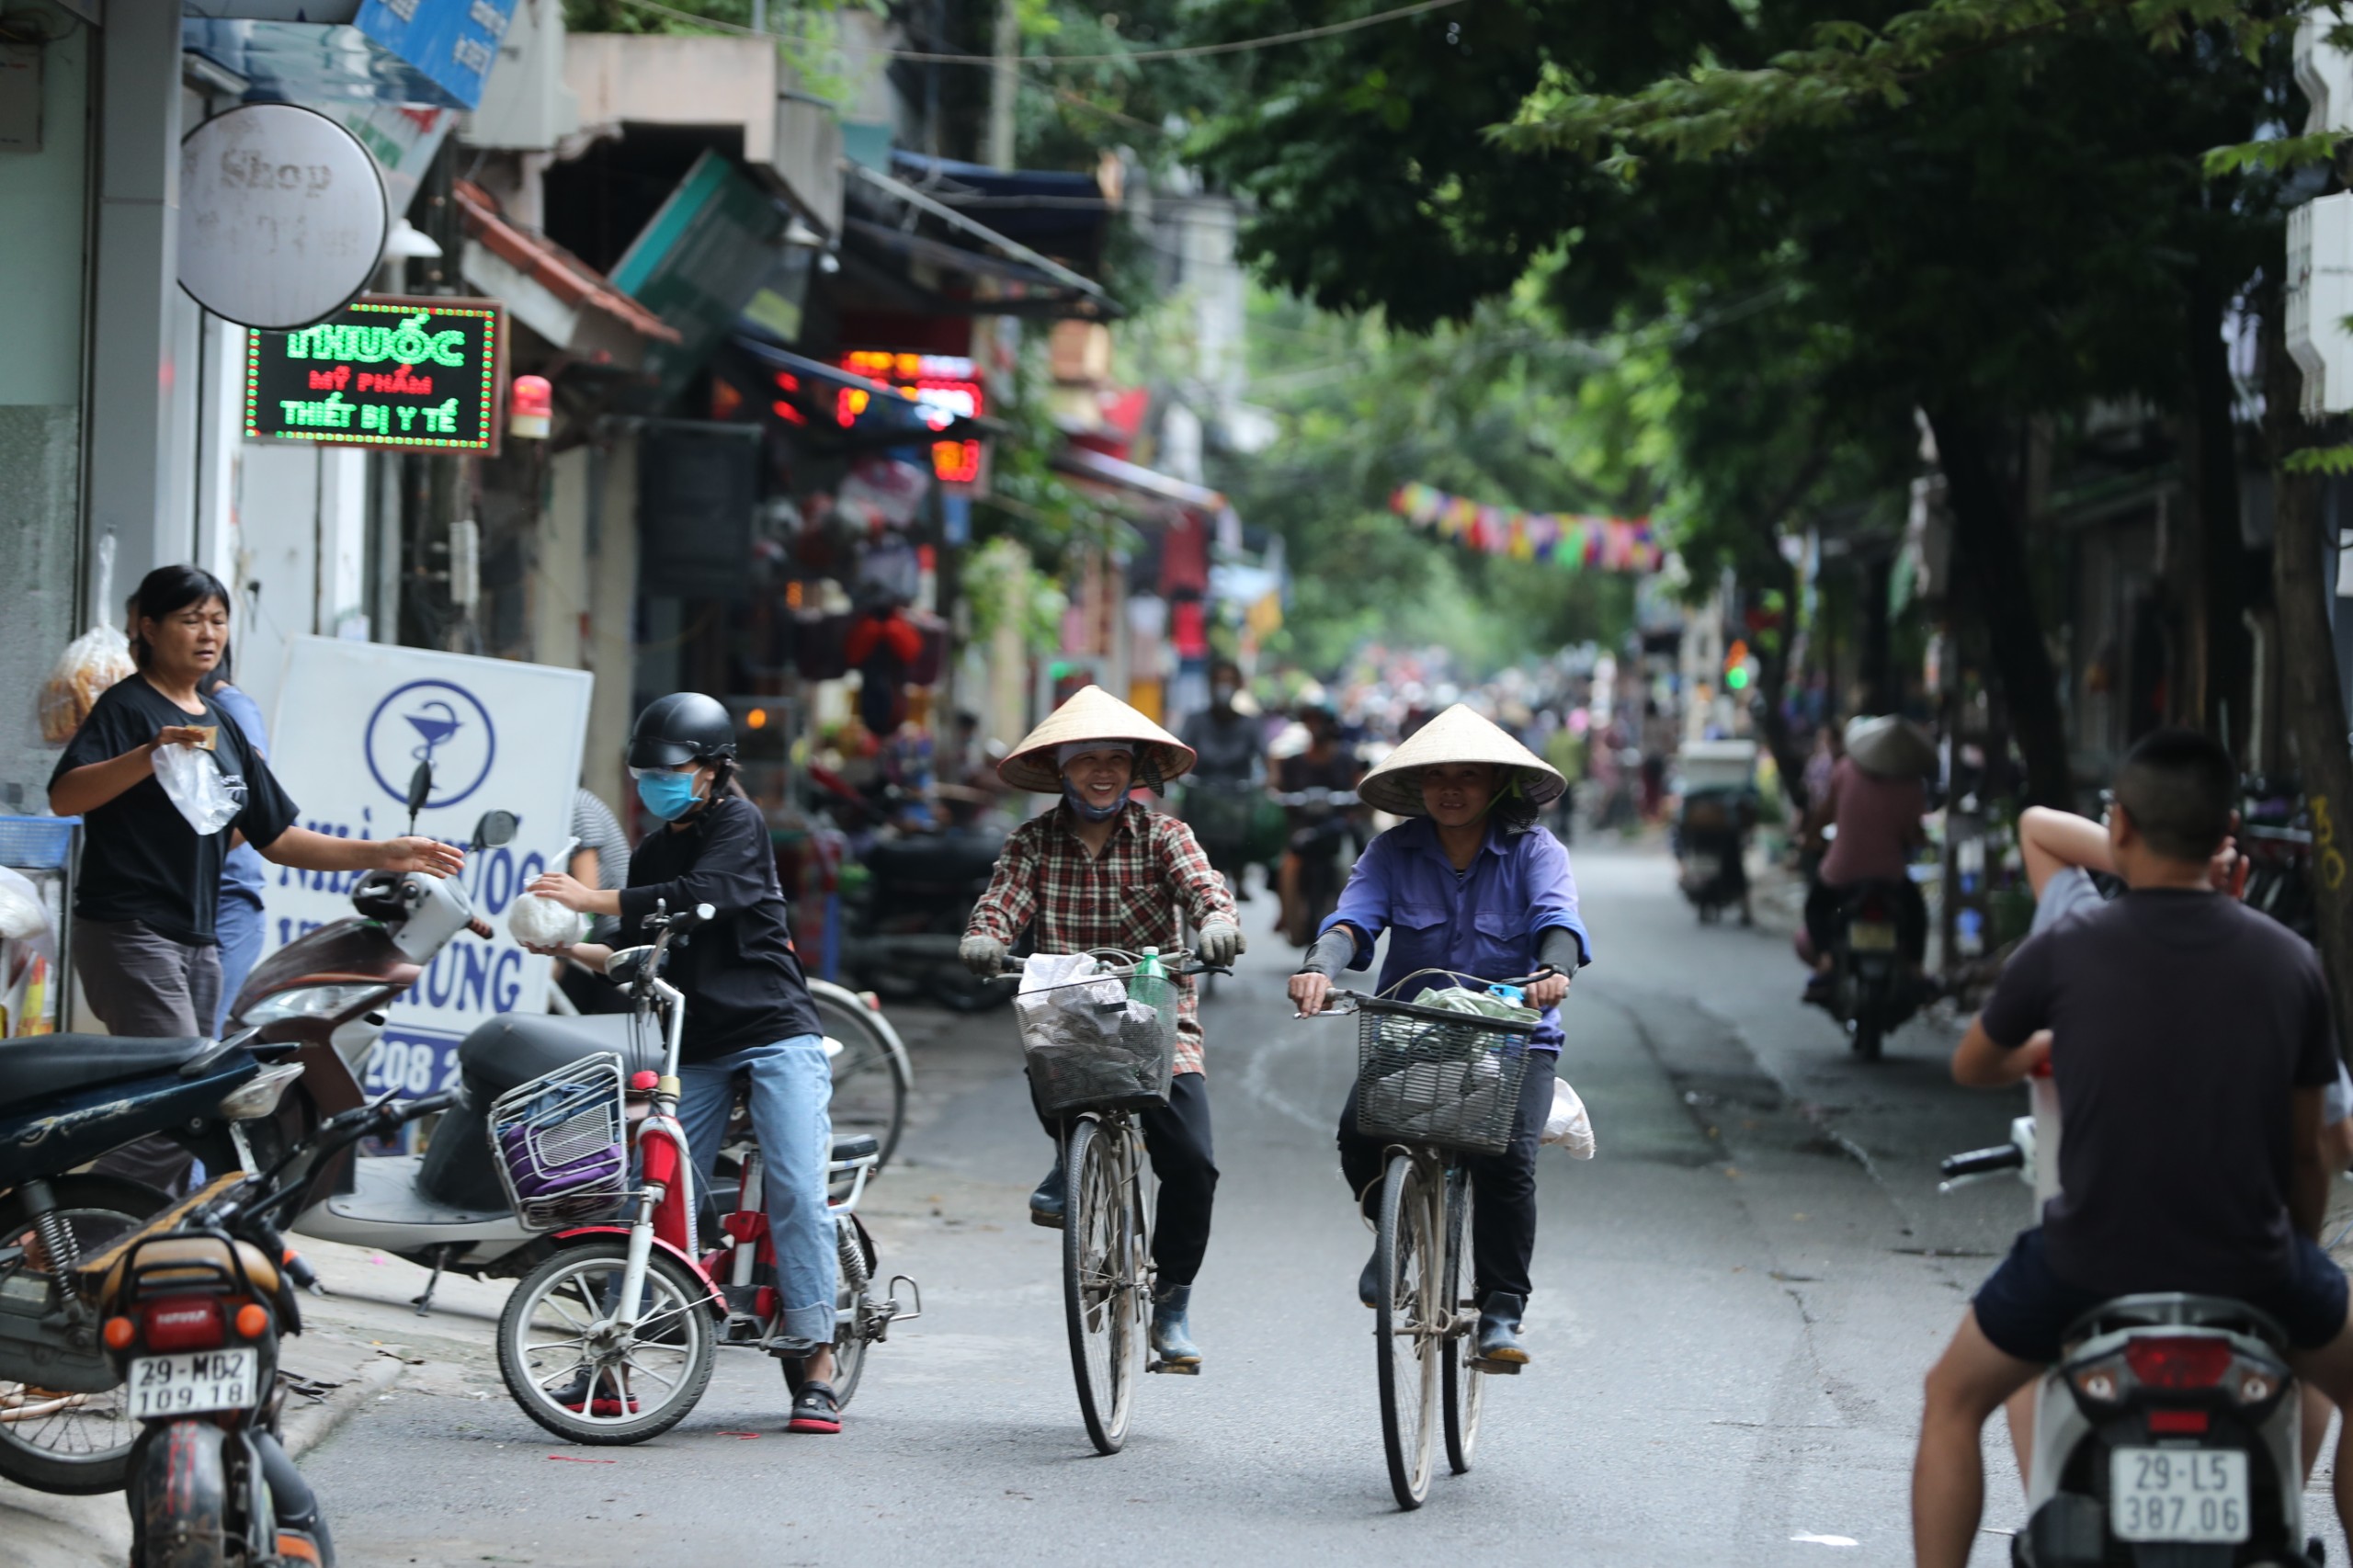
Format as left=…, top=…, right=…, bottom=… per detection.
left=72, top=917, right=222, bottom=1196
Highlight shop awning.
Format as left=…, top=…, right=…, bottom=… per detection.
left=1051, top=446, right=1225, bottom=513
left=888, top=152, right=1114, bottom=271
left=730, top=337, right=992, bottom=451
left=453, top=180, right=679, bottom=370
left=841, top=163, right=1120, bottom=322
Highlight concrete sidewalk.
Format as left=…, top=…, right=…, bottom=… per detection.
left=2, top=1235, right=514, bottom=1567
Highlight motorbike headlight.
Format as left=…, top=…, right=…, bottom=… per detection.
left=239, top=983, right=385, bottom=1026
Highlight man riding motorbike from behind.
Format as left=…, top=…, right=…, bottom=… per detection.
left=1911, top=728, right=2353, bottom=1567
left=1800, top=714, right=1931, bottom=1004
left=1275, top=696, right=1364, bottom=947
left=1178, top=659, right=1265, bottom=901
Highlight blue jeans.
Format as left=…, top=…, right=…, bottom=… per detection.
left=676, top=1036, right=835, bottom=1345
left=214, top=893, right=266, bottom=1036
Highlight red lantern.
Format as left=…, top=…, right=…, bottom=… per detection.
left=509, top=374, right=552, bottom=440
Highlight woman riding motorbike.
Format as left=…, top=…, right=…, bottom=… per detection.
left=1800, top=713, right=1933, bottom=1002
left=1285, top=705, right=1593, bottom=1366
left=524, top=693, right=846, bottom=1434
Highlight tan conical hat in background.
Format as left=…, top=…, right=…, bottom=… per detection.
left=1843, top=714, right=1938, bottom=778
left=997, top=685, right=1197, bottom=793
left=1357, top=703, right=1565, bottom=816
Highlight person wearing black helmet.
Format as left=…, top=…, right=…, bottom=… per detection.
left=524, top=693, right=844, bottom=1434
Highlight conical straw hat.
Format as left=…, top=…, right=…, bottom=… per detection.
left=998, top=685, right=1197, bottom=793
left=1357, top=703, right=1565, bottom=817
left=1843, top=714, right=1938, bottom=779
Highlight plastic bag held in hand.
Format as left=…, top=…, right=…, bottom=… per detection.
left=509, top=893, right=588, bottom=950
left=1541, top=1077, right=1596, bottom=1159
left=151, top=744, right=241, bottom=836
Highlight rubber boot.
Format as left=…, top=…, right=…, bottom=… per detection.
left=1475, top=1292, right=1529, bottom=1364
left=1029, top=1157, right=1066, bottom=1229
left=1151, top=1283, right=1202, bottom=1369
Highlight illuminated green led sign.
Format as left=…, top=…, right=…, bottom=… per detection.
left=244, top=295, right=506, bottom=454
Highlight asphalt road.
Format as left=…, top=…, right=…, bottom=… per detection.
left=291, top=837, right=2304, bottom=1567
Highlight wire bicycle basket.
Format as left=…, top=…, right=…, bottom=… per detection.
left=1015, top=950, right=1180, bottom=1116
left=1351, top=974, right=1539, bottom=1156
left=486, top=1052, right=632, bottom=1232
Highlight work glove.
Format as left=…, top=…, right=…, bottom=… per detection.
left=1196, top=921, right=1245, bottom=968
left=960, top=934, right=1006, bottom=978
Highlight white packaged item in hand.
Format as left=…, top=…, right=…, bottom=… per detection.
left=0, top=882, right=46, bottom=941
left=509, top=893, right=588, bottom=949
left=1541, top=1077, right=1596, bottom=1158
left=151, top=743, right=241, bottom=835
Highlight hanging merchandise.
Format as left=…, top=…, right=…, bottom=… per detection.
left=1387, top=483, right=1665, bottom=574
left=846, top=600, right=925, bottom=734
left=38, top=534, right=134, bottom=744
left=836, top=456, right=931, bottom=532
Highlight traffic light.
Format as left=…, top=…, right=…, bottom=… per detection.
left=1723, top=639, right=1753, bottom=692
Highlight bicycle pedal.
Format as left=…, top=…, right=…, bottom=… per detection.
left=1467, top=1357, right=1523, bottom=1375
left=1147, top=1358, right=1200, bottom=1376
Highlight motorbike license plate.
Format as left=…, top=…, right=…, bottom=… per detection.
left=1848, top=922, right=1899, bottom=952
left=2109, top=1448, right=2248, bottom=1543
left=127, top=1348, right=258, bottom=1419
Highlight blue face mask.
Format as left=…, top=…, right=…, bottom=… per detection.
left=636, top=768, right=702, bottom=823
left=1062, top=782, right=1127, bottom=823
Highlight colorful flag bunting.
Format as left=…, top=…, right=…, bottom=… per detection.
left=1386, top=483, right=1663, bottom=574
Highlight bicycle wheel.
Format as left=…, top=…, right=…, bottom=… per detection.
left=1374, top=1152, right=1441, bottom=1509
left=1063, top=1118, right=1143, bottom=1454
left=1440, top=1168, right=1483, bottom=1474
left=497, top=1241, right=716, bottom=1446
left=813, top=983, right=912, bottom=1170
left=0, top=1174, right=168, bottom=1494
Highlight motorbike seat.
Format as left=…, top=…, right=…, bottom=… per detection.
left=457, top=1013, right=661, bottom=1094
left=831, top=1133, right=880, bottom=1165
left=0, top=1035, right=214, bottom=1103
left=864, top=831, right=1005, bottom=887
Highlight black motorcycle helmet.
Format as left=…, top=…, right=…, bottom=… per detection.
left=628, top=692, right=738, bottom=770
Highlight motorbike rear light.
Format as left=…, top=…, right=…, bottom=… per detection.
left=2125, top=1336, right=2234, bottom=1390
left=233, top=1302, right=270, bottom=1339
left=2147, top=1409, right=2211, bottom=1435
left=102, top=1316, right=136, bottom=1351
left=141, top=1298, right=225, bottom=1353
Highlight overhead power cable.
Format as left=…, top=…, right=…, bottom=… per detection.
left=609, top=0, right=1469, bottom=66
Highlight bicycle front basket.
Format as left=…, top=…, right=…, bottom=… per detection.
left=1352, top=994, right=1537, bottom=1156
left=1018, top=967, right=1180, bottom=1116
left=485, top=1053, right=631, bottom=1233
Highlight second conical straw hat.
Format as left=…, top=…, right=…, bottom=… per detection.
left=997, top=685, right=1197, bottom=793
left=1357, top=703, right=1565, bottom=817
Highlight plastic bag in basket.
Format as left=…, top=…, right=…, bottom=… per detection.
left=1360, top=1050, right=1505, bottom=1142
left=38, top=624, right=133, bottom=744
left=152, top=744, right=242, bottom=835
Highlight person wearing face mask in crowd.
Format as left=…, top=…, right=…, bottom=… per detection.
left=1177, top=659, right=1265, bottom=902
left=1286, top=705, right=1593, bottom=1367
left=958, top=687, right=1245, bottom=1369
left=522, top=693, right=847, bottom=1435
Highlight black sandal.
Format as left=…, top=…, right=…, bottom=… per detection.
left=788, top=1379, right=841, bottom=1435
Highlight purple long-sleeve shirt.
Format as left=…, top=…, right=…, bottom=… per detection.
left=1319, top=817, right=1593, bottom=1052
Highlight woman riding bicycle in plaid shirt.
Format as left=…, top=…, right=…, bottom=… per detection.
left=960, top=687, right=1245, bottom=1370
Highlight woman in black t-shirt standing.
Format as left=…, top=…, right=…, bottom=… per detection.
left=49, top=566, right=462, bottom=1189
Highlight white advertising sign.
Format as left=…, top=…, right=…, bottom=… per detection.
left=264, top=638, right=592, bottom=1099
left=179, top=104, right=389, bottom=331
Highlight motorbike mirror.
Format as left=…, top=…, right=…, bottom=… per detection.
left=472, top=810, right=518, bottom=851
left=404, top=762, right=433, bottom=825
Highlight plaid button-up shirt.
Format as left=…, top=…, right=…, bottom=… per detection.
left=968, top=801, right=1238, bottom=1075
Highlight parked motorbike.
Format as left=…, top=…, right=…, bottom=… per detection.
left=491, top=901, right=918, bottom=1444
left=97, top=1087, right=456, bottom=1566
left=1278, top=787, right=1359, bottom=948
left=1800, top=879, right=1925, bottom=1062
left=835, top=824, right=1010, bottom=1014
left=0, top=1032, right=306, bottom=1494
left=1941, top=1108, right=2321, bottom=1567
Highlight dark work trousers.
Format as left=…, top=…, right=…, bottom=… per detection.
left=1337, top=1052, right=1554, bottom=1303
left=73, top=917, right=222, bottom=1198
left=1033, top=1069, right=1218, bottom=1291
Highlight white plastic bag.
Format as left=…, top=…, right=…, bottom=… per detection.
left=0, top=882, right=46, bottom=942
left=509, top=893, right=588, bottom=950
left=1541, top=1077, right=1596, bottom=1158
left=38, top=535, right=133, bottom=744
left=151, top=743, right=241, bottom=835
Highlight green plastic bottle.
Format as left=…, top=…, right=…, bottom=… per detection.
left=1137, top=946, right=1165, bottom=982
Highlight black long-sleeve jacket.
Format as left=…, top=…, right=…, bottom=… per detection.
left=616, top=794, right=821, bottom=1062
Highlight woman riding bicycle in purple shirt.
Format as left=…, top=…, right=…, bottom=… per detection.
left=1287, top=705, right=1593, bottom=1367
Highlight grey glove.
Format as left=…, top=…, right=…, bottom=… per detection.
left=1196, top=921, right=1245, bottom=968
left=960, top=934, right=1006, bottom=978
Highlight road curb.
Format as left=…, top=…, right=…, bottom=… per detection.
left=283, top=1351, right=408, bottom=1460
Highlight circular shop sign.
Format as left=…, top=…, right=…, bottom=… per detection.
left=365, top=680, right=497, bottom=812
left=179, top=104, right=388, bottom=331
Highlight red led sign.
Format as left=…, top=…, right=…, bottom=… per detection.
left=835, top=350, right=984, bottom=485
